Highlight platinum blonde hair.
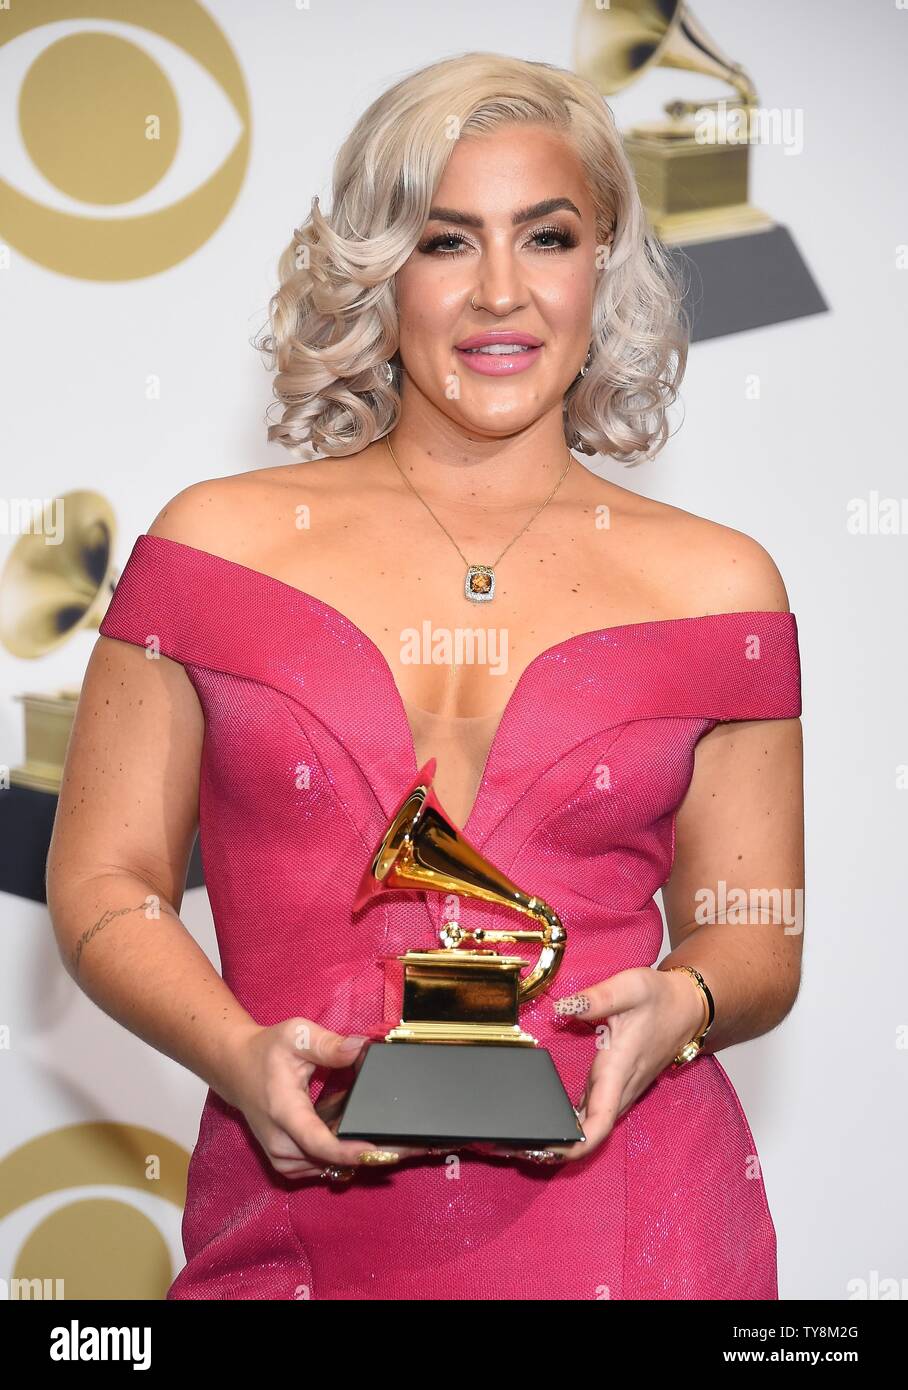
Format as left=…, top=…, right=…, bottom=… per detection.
left=254, top=51, right=688, bottom=463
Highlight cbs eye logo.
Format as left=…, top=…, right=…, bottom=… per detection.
left=0, top=0, right=251, bottom=281
left=0, top=1123, right=190, bottom=1300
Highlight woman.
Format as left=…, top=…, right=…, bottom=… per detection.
left=47, top=51, right=803, bottom=1300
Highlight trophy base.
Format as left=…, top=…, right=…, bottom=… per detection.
left=670, top=224, right=828, bottom=342
left=335, top=1042, right=585, bottom=1147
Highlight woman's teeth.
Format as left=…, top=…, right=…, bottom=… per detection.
left=463, top=343, right=532, bottom=354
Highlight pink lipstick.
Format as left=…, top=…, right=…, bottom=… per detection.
left=454, top=330, right=543, bottom=376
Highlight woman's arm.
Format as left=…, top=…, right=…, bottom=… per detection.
left=658, top=709, right=805, bottom=1054
left=45, top=619, right=262, bottom=1108
left=658, top=529, right=805, bottom=1053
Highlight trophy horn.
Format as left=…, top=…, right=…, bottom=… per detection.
left=0, top=490, right=118, bottom=658
left=353, top=760, right=566, bottom=1003
left=574, top=0, right=758, bottom=122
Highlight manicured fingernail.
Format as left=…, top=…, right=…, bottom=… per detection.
left=340, top=1035, right=369, bottom=1052
left=553, top=994, right=591, bottom=1016
left=357, top=1150, right=399, bottom=1165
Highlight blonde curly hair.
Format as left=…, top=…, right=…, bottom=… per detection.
left=254, top=50, right=688, bottom=464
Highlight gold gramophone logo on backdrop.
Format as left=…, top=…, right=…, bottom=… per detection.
left=0, top=0, right=250, bottom=281
left=574, top=0, right=827, bottom=339
left=0, top=491, right=118, bottom=791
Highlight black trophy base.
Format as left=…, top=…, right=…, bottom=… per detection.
left=335, top=1042, right=585, bottom=1147
left=671, top=224, right=828, bottom=343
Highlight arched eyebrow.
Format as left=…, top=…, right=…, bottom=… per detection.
left=425, top=197, right=582, bottom=228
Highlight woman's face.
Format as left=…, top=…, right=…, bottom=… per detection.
left=394, top=124, right=601, bottom=441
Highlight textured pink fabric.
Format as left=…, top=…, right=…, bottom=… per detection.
left=98, top=532, right=802, bottom=1301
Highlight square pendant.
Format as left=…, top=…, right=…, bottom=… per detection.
left=465, top=565, right=495, bottom=602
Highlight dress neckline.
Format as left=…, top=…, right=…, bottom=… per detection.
left=136, top=533, right=796, bottom=839
left=402, top=699, right=506, bottom=722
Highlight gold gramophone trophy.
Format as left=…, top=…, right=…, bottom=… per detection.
left=0, top=491, right=118, bottom=791
left=574, top=0, right=827, bottom=338
left=336, top=760, right=586, bottom=1148
left=575, top=0, right=769, bottom=244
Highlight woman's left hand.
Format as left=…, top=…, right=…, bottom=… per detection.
left=470, top=965, right=709, bottom=1165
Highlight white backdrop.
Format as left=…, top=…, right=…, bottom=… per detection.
left=1, top=0, right=905, bottom=1300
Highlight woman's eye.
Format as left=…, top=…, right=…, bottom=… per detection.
left=531, top=225, right=578, bottom=252
left=419, top=225, right=577, bottom=256
left=421, top=232, right=470, bottom=255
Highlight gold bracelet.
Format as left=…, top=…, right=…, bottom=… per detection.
left=663, top=965, right=715, bottom=1067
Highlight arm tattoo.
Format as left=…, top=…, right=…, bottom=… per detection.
left=71, top=896, right=178, bottom=976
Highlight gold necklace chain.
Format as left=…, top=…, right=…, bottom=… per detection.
left=384, top=435, right=574, bottom=603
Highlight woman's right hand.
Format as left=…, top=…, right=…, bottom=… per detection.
left=219, top=1017, right=432, bottom=1178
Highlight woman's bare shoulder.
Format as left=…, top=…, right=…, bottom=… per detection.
left=580, top=472, right=792, bottom=616
left=145, top=455, right=362, bottom=561
left=665, top=502, right=792, bottom=616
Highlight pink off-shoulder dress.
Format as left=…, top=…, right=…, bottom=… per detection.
left=98, top=532, right=802, bottom=1301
